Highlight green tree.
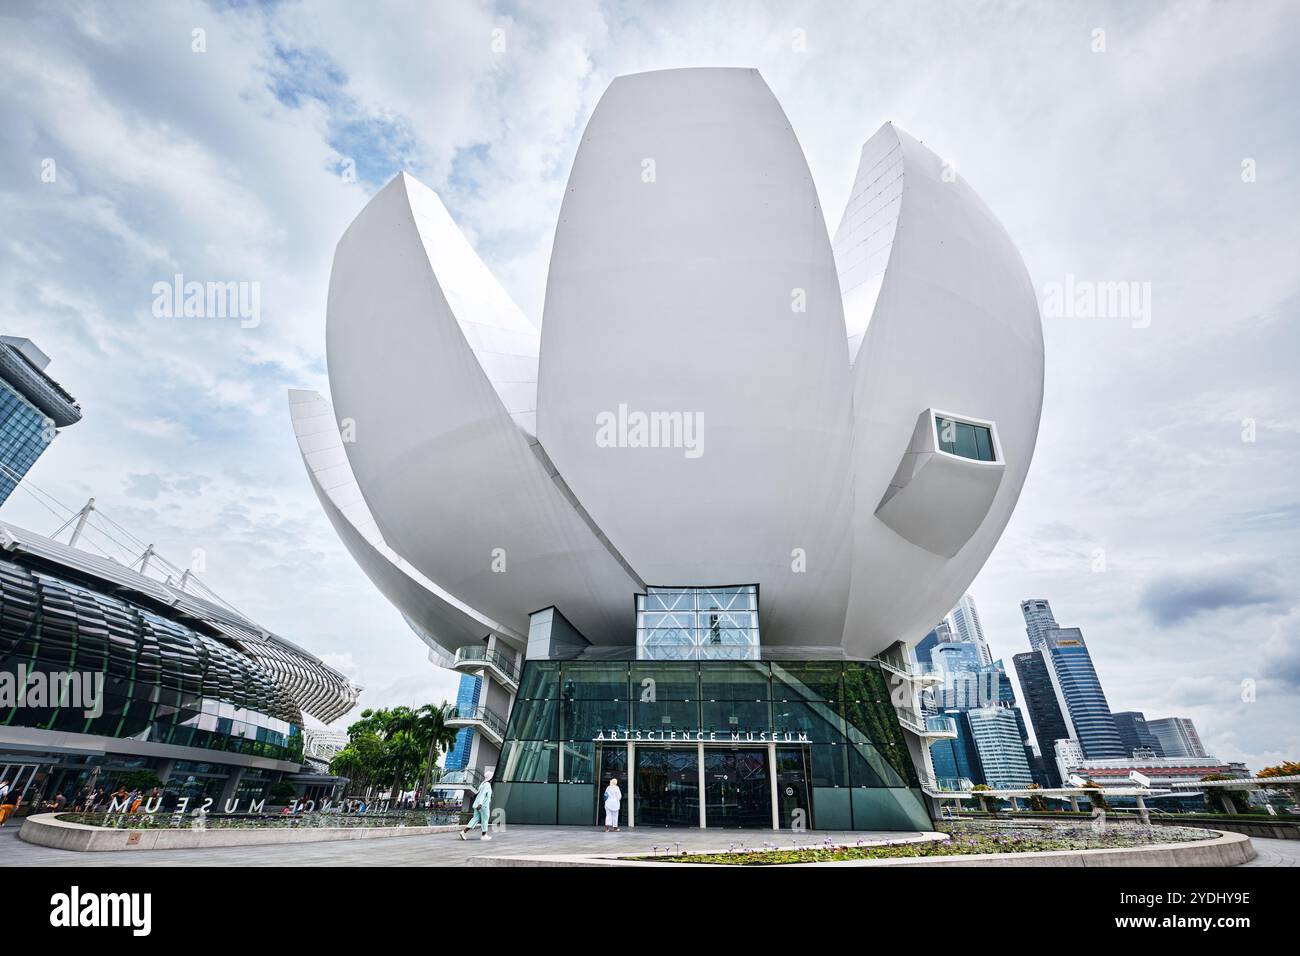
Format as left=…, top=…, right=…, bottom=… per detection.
left=345, top=706, right=427, bottom=803
left=333, top=702, right=464, bottom=804
left=414, top=702, right=460, bottom=802
left=971, top=783, right=993, bottom=813
left=118, top=770, right=163, bottom=791
left=330, top=730, right=386, bottom=798
left=269, top=780, right=297, bottom=805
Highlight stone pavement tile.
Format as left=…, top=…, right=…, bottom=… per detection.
left=2, top=824, right=922, bottom=867
left=1239, top=836, right=1300, bottom=867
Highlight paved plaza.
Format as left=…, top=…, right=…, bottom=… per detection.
left=1239, top=836, right=1300, bottom=867
left=6, top=821, right=1297, bottom=867
left=1, top=823, right=926, bottom=867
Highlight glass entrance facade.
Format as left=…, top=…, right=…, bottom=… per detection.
left=634, top=747, right=699, bottom=827
left=704, top=747, right=770, bottom=828
left=494, top=659, right=932, bottom=830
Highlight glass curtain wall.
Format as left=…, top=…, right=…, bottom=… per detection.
left=494, top=659, right=931, bottom=830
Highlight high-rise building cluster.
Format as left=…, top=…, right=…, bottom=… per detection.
left=1010, top=598, right=1215, bottom=787
left=916, top=593, right=1219, bottom=795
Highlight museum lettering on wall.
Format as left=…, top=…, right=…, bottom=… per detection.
left=593, top=729, right=812, bottom=743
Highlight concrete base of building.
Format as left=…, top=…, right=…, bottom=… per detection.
left=467, top=828, right=1256, bottom=867
left=19, top=813, right=459, bottom=852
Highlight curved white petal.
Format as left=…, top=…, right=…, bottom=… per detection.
left=322, top=177, right=640, bottom=643
left=289, top=388, right=523, bottom=661
left=537, top=68, right=854, bottom=646
left=833, top=123, right=1044, bottom=655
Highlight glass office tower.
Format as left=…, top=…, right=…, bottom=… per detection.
left=965, top=707, right=1034, bottom=789
left=1040, top=628, right=1125, bottom=760
left=1013, top=650, right=1070, bottom=787
left=1113, top=710, right=1164, bottom=757
left=1020, top=598, right=1058, bottom=651
left=0, top=337, right=81, bottom=505
left=929, top=709, right=982, bottom=789
left=444, top=674, right=482, bottom=771
left=1147, top=717, right=1208, bottom=759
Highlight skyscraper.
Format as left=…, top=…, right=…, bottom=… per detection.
left=931, top=640, right=989, bottom=708
left=443, top=673, right=482, bottom=772
left=947, top=592, right=993, bottom=666
left=913, top=619, right=954, bottom=667
left=1147, top=717, right=1209, bottom=759
left=928, top=647, right=1034, bottom=789
left=0, top=336, right=81, bottom=505
left=1013, top=649, right=1071, bottom=787
left=966, top=706, right=1035, bottom=789
left=1040, top=627, right=1125, bottom=759
left=929, top=709, right=983, bottom=788
left=1020, top=598, right=1058, bottom=651
left=1113, top=711, right=1164, bottom=757
left=998, top=665, right=1043, bottom=785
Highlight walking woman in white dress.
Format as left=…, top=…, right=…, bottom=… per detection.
left=602, top=777, right=622, bottom=832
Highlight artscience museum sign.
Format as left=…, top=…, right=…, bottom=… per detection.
left=593, top=729, right=813, bottom=743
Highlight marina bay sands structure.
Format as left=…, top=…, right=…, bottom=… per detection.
left=290, top=67, right=1044, bottom=830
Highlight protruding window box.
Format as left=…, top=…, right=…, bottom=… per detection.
left=874, top=409, right=1005, bottom=558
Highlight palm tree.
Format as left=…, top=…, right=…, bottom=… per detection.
left=414, top=702, right=460, bottom=802
left=330, top=730, right=385, bottom=797
left=367, top=706, right=422, bottom=803
left=380, top=729, right=425, bottom=804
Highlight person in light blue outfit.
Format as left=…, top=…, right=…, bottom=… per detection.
left=459, top=769, right=494, bottom=841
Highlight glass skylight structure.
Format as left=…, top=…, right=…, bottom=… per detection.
left=635, top=586, right=760, bottom=660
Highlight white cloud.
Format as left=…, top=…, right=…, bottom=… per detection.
left=1, top=0, right=1297, bottom=760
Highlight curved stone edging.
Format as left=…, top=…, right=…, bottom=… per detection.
left=19, top=813, right=460, bottom=852
left=468, top=828, right=1257, bottom=867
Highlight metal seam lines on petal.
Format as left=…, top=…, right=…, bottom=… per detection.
left=836, top=122, right=1044, bottom=654
left=537, top=67, right=854, bottom=649
left=324, top=174, right=640, bottom=644
left=289, top=388, right=527, bottom=654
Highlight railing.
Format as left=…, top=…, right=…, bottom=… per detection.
left=447, top=705, right=509, bottom=740
left=433, top=768, right=484, bottom=790
left=877, top=657, right=943, bottom=686
left=453, top=645, right=520, bottom=685
left=898, top=713, right=958, bottom=739
left=926, top=716, right=958, bottom=737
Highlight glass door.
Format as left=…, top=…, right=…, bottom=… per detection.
left=594, top=743, right=629, bottom=827
left=634, top=746, right=699, bottom=827
left=776, top=745, right=813, bottom=829
left=704, top=747, right=771, bottom=828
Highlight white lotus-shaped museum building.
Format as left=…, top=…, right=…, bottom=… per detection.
left=290, top=68, right=1043, bottom=824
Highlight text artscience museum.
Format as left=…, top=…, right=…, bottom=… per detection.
left=290, top=67, right=1044, bottom=830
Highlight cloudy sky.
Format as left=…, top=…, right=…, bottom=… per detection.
left=1, top=1, right=1296, bottom=768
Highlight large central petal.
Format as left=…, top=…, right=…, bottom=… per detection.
left=537, top=68, right=854, bottom=648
